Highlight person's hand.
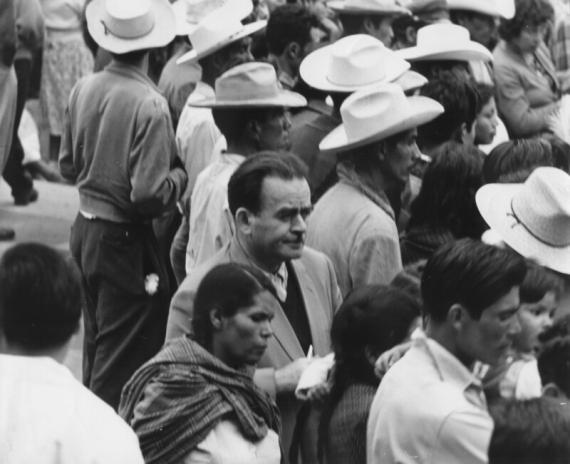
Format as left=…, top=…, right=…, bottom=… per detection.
left=374, top=342, right=412, bottom=380
left=302, top=381, right=331, bottom=404
left=275, top=357, right=312, bottom=394
left=558, top=70, right=570, bottom=94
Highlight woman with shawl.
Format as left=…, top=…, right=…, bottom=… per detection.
left=119, top=263, right=281, bottom=464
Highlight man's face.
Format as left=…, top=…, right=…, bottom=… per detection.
left=219, top=37, right=254, bottom=75
left=382, top=128, right=420, bottom=187
left=474, top=97, right=499, bottom=145
left=458, top=12, right=497, bottom=49
left=256, top=108, right=293, bottom=151
left=249, top=176, right=312, bottom=265
left=367, top=16, right=395, bottom=48
left=458, top=286, right=522, bottom=366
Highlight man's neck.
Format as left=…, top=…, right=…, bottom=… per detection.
left=426, top=324, right=474, bottom=369
left=271, top=53, right=296, bottom=85
left=234, top=235, right=283, bottom=274
left=226, top=140, right=259, bottom=158
left=0, top=342, right=70, bottom=365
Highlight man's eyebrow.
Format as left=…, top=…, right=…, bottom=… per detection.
left=276, top=205, right=313, bottom=215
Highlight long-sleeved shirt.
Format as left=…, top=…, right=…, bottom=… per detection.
left=60, top=60, right=187, bottom=223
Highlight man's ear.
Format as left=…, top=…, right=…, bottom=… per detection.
left=209, top=307, right=224, bottom=331
left=235, top=207, right=254, bottom=235
left=405, top=26, right=417, bottom=46
left=285, top=42, right=301, bottom=62
left=542, top=382, right=568, bottom=399
left=447, top=303, right=468, bottom=331
left=363, top=17, right=377, bottom=35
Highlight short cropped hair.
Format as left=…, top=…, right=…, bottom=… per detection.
left=0, top=243, right=82, bottom=351
left=192, top=263, right=277, bottom=349
left=488, top=397, right=570, bottom=464
left=421, top=238, right=527, bottom=322
left=498, top=0, right=554, bottom=42
left=228, top=151, right=308, bottom=216
left=483, top=139, right=553, bottom=183
left=418, top=71, right=479, bottom=148
left=338, top=12, right=391, bottom=35
left=265, top=4, right=320, bottom=55
left=538, top=336, right=570, bottom=397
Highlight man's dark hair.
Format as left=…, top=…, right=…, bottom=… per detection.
left=110, top=49, right=149, bottom=65
left=265, top=4, right=320, bottom=55
left=488, top=397, right=570, bottom=464
left=337, top=12, right=391, bottom=36
left=483, top=139, right=553, bottom=183
left=418, top=71, right=480, bottom=148
left=212, top=107, right=283, bottom=144
left=0, top=243, right=82, bottom=351
left=192, top=263, right=277, bottom=349
left=538, top=336, right=570, bottom=398
left=228, top=151, right=308, bottom=216
left=421, top=238, right=527, bottom=322
left=498, top=0, right=554, bottom=42
left=476, top=83, right=496, bottom=113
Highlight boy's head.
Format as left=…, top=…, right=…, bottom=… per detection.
left=0, top=243, right=82, bottom=354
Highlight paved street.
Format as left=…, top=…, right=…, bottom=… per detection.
left=0, top=179, right=83, bottom=379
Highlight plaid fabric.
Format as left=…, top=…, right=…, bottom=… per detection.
left=118, top=337, right=281, bottom=464
left=554, top=16, right=570, bottom=71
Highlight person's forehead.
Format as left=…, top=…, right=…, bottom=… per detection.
left=259, top=176, right=310, bottom=206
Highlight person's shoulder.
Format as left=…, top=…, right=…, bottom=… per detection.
left=299, top=246, right=336, bottom=272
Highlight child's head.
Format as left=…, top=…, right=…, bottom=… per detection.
left=474, top=84, right=498, bottom=146
left=513, top=263, right=564, bottom=354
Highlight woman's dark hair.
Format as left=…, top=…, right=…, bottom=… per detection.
left=192, top=263, right=277, bottom=348
left=407, top=141, right=486, bottom=238
left=498, top=0, right=554, bottom=42
left=422, top=239, right=527, bottom=322
left=520, top=262, right=565, bottom=304
left=476, top=83, right=496, bottom=113
left=0, top=243, right=82, bottom=351
left=488, top=397, right=570, bottom=464
left=545, top=135, right=570, bottom=173
left=317, top=285, right=420, bottom=462
left=483, top=139, right=553, bottom=183
left=538, top=335, right=570, bottom=398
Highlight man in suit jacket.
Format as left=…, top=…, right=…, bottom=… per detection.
left=167, top=152, right=342, bottom=463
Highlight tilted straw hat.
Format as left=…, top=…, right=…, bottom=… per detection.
left=447, top=0, right=515, bottom=19
left=396, top=23, right=493, bottom=62
left=476, top=167, right=570, bottom=275
left=300, top=34, right=411, bottom=93
left=328, top=0, right=411, bottom=15
left=176, top=1, right=266, bottom=64
left=188, top=62, right=307, bottom=108
left=172, top=0, right=252, bottom=36
left=86, top=0, right=175, bottom=54
left=319, top=82, right=443, bottom=153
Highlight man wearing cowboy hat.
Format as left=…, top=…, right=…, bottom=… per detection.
left=168, top=152, right=342, bottom=464
left=180, top=61, right=306, bottom=276
left=306, top=83, right=443, bottom=297
left=170, top=0, right=265, bottom=284
left=328, top=0, right=411, bottom=47
left=292, top=33, right=427, bottom=200
left=368, top=238, right=526, bottom=464
left=392, top=0, right=449, bottom=50
left=60, top=0, right=188, bottom=409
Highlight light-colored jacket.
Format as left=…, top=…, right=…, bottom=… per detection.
left=306, top=179, right=402, bottom=297
left=493, top=40, right=560, bottom=138
left=166, top=238, right=342, bottom=463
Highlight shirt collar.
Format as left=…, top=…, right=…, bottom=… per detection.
left=106, top=61, right=156, bottom=89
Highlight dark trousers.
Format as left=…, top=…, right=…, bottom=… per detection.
left=70, top=213, right=171, bottom=410
left=3, top=58, right=33, bottom=197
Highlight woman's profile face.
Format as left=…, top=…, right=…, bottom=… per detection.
left=511, top=23, right=548, bottom=54
left=215, top=290, right=277, bottom=368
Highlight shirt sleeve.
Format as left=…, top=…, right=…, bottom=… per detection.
left=554, top=18, right=570, bottom=72
left=433, top=410, right=493, bottom=464
left=59, top=86, right=78, bottom=182
left=129, top=96, right=187, bottom=218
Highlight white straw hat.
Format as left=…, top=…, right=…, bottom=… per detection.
left=447, top=0, right=515, bottom=19
left=476, top=167, right=570, bottom=275
left=188, top=62, right=307, bottom=108
left=396, top=23, right=493, bottom=62
left=319, top=83, right=443, bottom=153
left=172, top=0, right=252, bottom=36
left=176, top=2, right=266, bottom=64
left=300, top=34, right=410, bottom=93
left=328, top=0, right=411, bottom=15
left=86, top=0, right=175, bottom=54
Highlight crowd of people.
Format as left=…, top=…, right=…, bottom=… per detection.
left=2, top=0, right=570, bottom=463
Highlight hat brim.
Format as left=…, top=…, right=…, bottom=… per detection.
left=392, top=70, right=428, bottom=93
left=396, top=41, right=493, bottom=62
left=476, top=184, right=570, bottom=275
left=328, top=1, right=410, bottom=15
left=177, top=21, right=267, bottom=64
left=86, top=0, right=175, bottom=54
left=319, top=95, right=443, bottom=154
left=447, top=1, right=515, bottom=19
left=188, top=89, right=307, bottom=108
left=299, top=42, right=410, bottom=92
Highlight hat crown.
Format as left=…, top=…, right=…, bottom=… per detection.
left=102, top=0, right=155, bottom=39
left=512, top=167, right=570, bottom=247
left=215, top=62, right=282, bottom=103
left=345, top=0, right=406, bottom=9
left=416, top=23, right=470, bottom=49
left=340, top=83, right=411, bottom=143
left=328, top=35, right=399, bottom=86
